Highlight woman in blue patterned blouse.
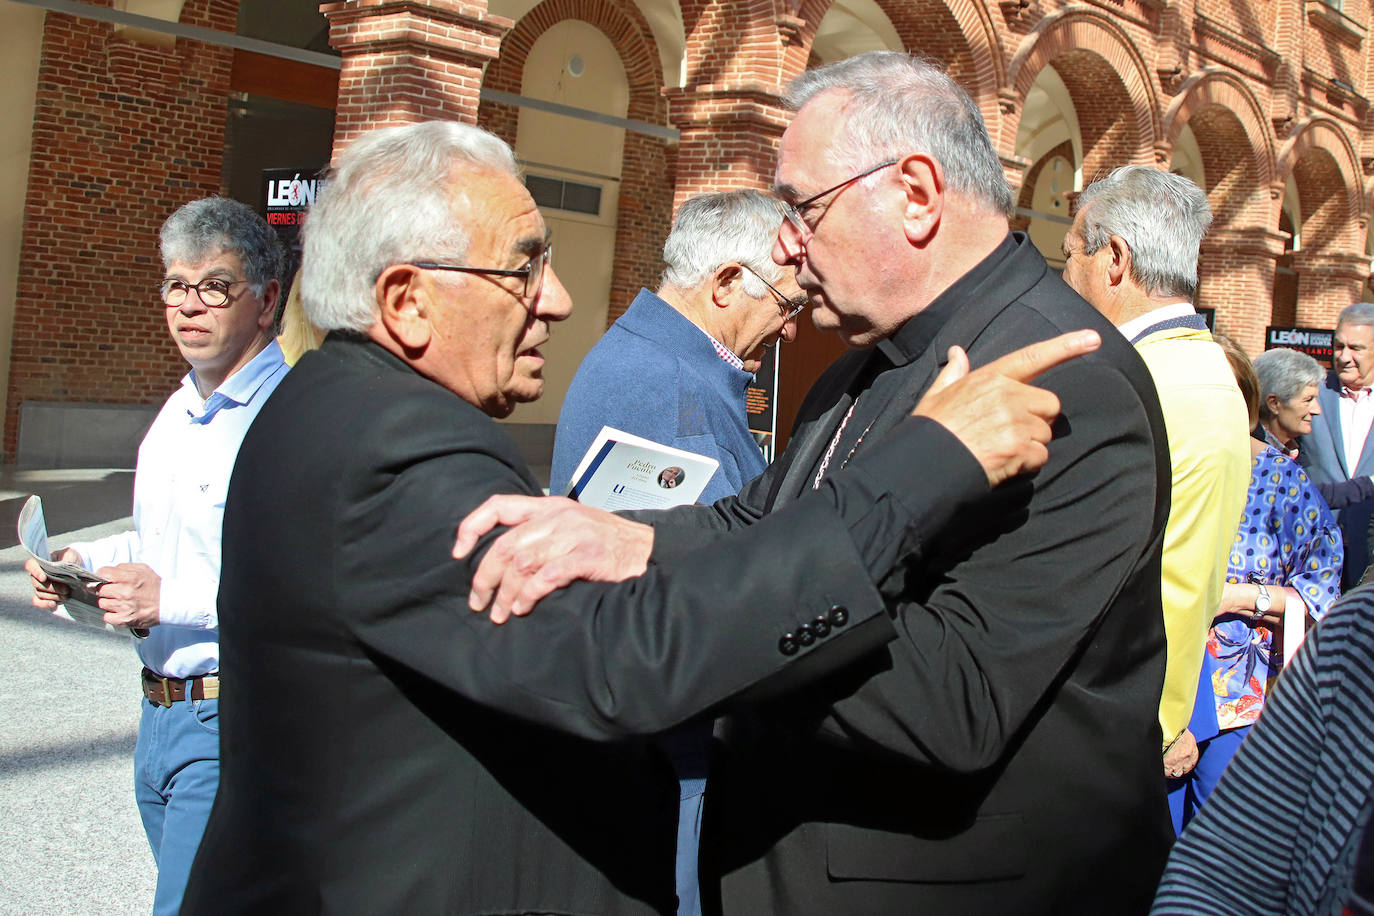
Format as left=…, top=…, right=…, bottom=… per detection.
left=1168, top=338, right=1343, bottom=833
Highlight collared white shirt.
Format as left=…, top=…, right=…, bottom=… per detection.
left=1340, top=383, right=1374, bottom=474
left=1115, top=302, right=1198, bottom=343
left=70, top=341, right=289, bottom=678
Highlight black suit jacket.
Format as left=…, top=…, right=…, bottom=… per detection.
left=182, top=335, right=991, bottom=915
left=648, top=235, right=1174, bottom=915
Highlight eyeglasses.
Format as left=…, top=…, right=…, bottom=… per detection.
left=781, top=158, right=900, bottom=240
left=741, top=264, right=809, bottom=321
left=409, top=245, right=554, bottom=300
left=159, top=277, right=250, bottom=308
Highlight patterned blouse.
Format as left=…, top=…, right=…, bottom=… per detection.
left=1195, top=447, right=1343, bottom=737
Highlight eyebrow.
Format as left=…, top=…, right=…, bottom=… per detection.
left=772, top=181, right=802, bottom=203
left=513, top=230, right=552, bottom=259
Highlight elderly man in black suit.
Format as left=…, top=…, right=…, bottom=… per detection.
left=180, top=117, right=1094, bottom=915
left=463, top=51, right=1174, bottom=915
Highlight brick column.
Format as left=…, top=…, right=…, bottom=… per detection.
left=1198, top=227, right=1286, bottom=355
left=1293, top=249, right=1370, bottom=327
left=322, top=0, right=512, bottom=154
left=665, top=87, right=789, bottom=208
left=4, top=8, right=234, bottom=461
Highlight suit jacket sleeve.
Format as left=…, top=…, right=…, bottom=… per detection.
left=784, top=355, right=1163, bottom=771
left=325, top=396, right=984, bottom=743
left=637, top=415, right=986, bottom=586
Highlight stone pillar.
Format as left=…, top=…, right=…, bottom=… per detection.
left=1197, top=227, right=1287, bottom=355
left=321, top=0, right=512, bottom=155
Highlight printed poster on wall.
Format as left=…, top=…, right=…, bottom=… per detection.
left=260, top=167, right=326, bottom=313
left=748, top=345, right=779, bottom=464
left=1266, top=325, right=1334, bottom=367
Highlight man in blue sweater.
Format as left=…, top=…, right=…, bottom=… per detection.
left=550, top=190, right=804, bottom=504
left=550, top=189, right=804, bottom=915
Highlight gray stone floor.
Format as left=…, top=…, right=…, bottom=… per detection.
left=0, top=469, right=155, bottom=915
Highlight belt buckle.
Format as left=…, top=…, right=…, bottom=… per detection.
left=151, top=675, right=173, bottom=708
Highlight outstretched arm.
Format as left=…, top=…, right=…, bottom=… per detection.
left=454, top=330, right=1100, bottom=620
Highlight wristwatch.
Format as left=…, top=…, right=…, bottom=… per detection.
left=1252, top=582, right=1271, bottom=623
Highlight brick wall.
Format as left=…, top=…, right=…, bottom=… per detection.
left=11, top=0, right=1374, bottom=442
left=4, top=1, right=236, bottom=459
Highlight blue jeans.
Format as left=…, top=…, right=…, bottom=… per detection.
left=133, top=696, right=220, bottom=916
left=1167, top=725, right=1248, bottom=835
left=658, top=723, right=710, bottom=916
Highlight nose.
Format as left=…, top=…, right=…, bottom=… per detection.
left=773, top=225, right=803, bottom=266
left=1311, top=400, right=1321, bottom=416
left=178, top=291, right=209, bottom=315
left=779, top=315, right=798, bottom=343
left=535, top=266, right=573, bottom=323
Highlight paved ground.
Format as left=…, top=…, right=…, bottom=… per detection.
left=0, top=468, right=156, bottom=915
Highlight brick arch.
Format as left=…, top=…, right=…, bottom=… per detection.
left=479, top=0, right=672, bottom=327
left=1276, top=117, right=1363, bottom=237
left=1162, top=68, right=1274, bottom=193
left=1004, top=8, right=1159, bottom=165
left=789, top=0, right=1003, bottom=113
left=482, top=0, right=665, bottom=125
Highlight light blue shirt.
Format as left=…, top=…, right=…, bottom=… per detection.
left=70, top=340, right=289, bottom=678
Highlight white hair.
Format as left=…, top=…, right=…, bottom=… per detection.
left=1338, top=302, right=1374, bottom=331
left=1253, top=347, right=1322, bottom=420
left=785, top=51, right=1013, bottom=216
left=1074, top=166, right=1212, bottom=300
left=661, top=190, right=788, bottom=297
left=300, top=121, right=519, bottom=333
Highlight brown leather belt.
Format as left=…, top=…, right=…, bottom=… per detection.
left=141, top=667, right=220, bottom=707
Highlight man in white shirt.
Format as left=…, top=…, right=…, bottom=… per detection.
left=1299, top=302, right=1374, bottom=586
left=25, top=197, right=289, bottom=915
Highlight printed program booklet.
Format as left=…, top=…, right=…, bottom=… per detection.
left=563, top=426, right=719, bottom=511
left=16, top=494, right=128, bottom=634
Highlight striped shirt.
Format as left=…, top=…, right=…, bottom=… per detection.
left=1151, top=588, right=1374, bottom=915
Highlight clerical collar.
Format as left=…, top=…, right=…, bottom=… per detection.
left=877, top=233, right=1018, bottom=367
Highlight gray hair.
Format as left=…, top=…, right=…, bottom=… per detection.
left=785, top=51, right=1013, bottom=216
left=159, top=197, right=284, bottom=296
left=1338, top=302, right=1374, bottom=331
left=661, top=190, right=788, bottom=298
left=300, top=121, right=519, bottom=333
left=1253, top=347, right=1322, bottom=420
left=1074, top=166, right=1212, bottom=300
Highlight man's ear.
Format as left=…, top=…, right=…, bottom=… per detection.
left=711, top=263, right=744, bottom=309
left=375, top=264, right=434, bottom=353
left=257, top=278, right=281, bottom=332
left=898, top=153, right=944, bottom=246
left=1106, top=235, right=1132, bottom=288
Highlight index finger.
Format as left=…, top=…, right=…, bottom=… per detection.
left=978, top=330, right=1101, bottom=384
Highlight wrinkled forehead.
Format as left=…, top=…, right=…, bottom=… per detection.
left=775, top=94, right=848, bottom=195
left=454, top=166, right=546, bottom=253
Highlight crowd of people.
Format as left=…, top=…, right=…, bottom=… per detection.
left=22, top=48, right=1374, bottom=916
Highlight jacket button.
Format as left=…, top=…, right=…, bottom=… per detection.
left=797, top=624, right=815, bottom=646
left=812, top=616, right=831, bottom=638
left=778, top=634, right=799, bottom=655
left=829, top=605, right=849, bottom=627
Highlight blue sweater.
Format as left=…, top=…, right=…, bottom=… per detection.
left=551, top=288, right=767, bottom=504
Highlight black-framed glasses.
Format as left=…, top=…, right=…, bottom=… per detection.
left=741, top=264, right=808, bottom=321
left=409, top=245, right=554, bottom=300
left=781, top=158, right=900, bottom=240
left=159, top=277, right=250, bottom=308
